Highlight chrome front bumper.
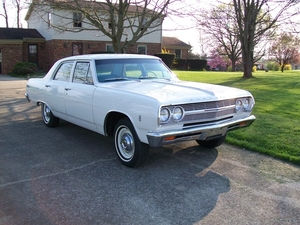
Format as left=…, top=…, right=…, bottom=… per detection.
left=146, top=115, right=256, bottom=147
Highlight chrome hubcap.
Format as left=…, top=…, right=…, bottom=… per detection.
left=116, top=126, right=135, bottom=161
left=121, top=133, right=134, bottom=153
left=43, top=105, right=50, bottom=122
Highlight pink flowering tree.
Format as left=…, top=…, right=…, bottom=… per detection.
left=207, top=49, right=230, bottom=71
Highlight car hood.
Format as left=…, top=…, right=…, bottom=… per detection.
left=101, top=79, right=253, bottom=105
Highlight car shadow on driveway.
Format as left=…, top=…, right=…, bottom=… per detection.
left=0, top=119, right=230, bottom=225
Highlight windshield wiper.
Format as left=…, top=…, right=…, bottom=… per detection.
left=139, top=77, right=171, bottom=81
left=139, top=76, right=157, bottom=79
left=103, top=77, right=128, bottom=82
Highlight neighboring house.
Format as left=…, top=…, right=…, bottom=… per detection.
left=162, top=37, right=191, bottom=59
left=0, top=28, right=45, bottom=74
left=24, top=1, right=162, bottom=71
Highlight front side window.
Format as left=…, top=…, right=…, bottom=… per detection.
left=73, top=12, right=82, bottom=27
left=53, top=62, right=73, bottom=82
left=73, top=62, right=93, bottom=85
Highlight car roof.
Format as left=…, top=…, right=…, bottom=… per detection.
left=62, top=54, right=159, bottom=61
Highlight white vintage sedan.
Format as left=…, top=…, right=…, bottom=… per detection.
left=25, top=54, right=255, bottom=167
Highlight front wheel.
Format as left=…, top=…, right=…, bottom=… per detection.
left=114, top=118, right=149, bottom=167
left=196, top=135, right=226, bottom=148
left=41, top=103, right=60, bottom=127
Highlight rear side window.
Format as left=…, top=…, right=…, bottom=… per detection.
left=53, top=62, right=74, bottom=81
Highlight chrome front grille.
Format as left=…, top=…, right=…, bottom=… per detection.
left=181, top=99, right=236, bottom=123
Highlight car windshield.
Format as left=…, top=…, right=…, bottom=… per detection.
left=95, top=58, right=175, bottom=82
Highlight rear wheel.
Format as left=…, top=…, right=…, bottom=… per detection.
left=196, top=135, right=226, bottom=148
left=41, top=103, right=60, bottom=127
left=114, top=118, right=149, bottom=167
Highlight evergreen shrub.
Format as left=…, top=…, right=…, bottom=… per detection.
left=154, top=53, right=175, bottom=68
left=12, top=62, right=37, bottom=75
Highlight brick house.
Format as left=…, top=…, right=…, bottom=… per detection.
left=23, top=0, right=163, bottom=72
left=0, top=28, right=45, bottom=74
left=0, top=2, right=191, bottom=74
left=162, top=37, right=191, bottom=59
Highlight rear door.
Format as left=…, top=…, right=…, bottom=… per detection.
left=44, top=61, right=74, bottom=117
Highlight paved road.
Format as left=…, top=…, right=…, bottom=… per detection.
left=0, top=75, right=300, bottom=225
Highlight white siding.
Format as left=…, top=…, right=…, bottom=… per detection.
left=27, top=7, right=161, bottom=43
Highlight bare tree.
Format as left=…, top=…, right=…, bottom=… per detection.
left=13, top=0, right=21, bottom=28
left=30, top=0, right=181, bottom=53
left=0, top=0, right=9, bottom=27
left=269, top=32, right=300, bottom=72
left=232, top=0, right=299, bottom=78
left=1, top=0, right=28, bottom=28
left=198, top=3, right=241, bottom=71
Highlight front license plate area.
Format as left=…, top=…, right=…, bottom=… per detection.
left=206, top=128, right=226, bottom=138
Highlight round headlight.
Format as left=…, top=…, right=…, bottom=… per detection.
left=160, top=108, right=170, bottom=123
left=243, top=99, right=250, bottom=111
left=235, top=99, right=243, bottom=112
left=172, top=106, right=184, bottom=121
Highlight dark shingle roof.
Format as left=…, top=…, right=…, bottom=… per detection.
left=162, top=37, right=191, bottom=48
left=0, top=28, right=44, bottom=40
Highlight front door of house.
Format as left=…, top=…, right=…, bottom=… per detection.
left=28, top=44, right=38, bottom=67
left=72, top=43, right=83, bottom=55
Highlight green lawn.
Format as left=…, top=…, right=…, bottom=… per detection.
left=174, top=70, right=300, bottom=165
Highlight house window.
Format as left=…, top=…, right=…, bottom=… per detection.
left=72, top=43, right=83, bottom=55
left=137, top=45, right=147, bottom=54
left=140, top=18, right=148, bottom=31
left=48, top=12, right=52, bottom=28
left=175, top=49, right=182, bottom=58
left=108, top=16, right=118, bottom=30
left=73, top=12, right=82, bottom=27
left=106, top=44, right=114, bottom=53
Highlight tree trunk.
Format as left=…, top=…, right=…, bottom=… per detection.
left=2, top=2, right=9, bottom=28
left=231, top=60, right=236, bottom=72
left=241, top=49, right=253, bottom=78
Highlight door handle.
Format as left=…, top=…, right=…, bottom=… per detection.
left=65, top=88, right=71, bottom=91
left=45, top=84, right=51, bottom=87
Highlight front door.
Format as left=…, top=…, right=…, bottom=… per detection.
left=28, top=44, right=38, bottom=67
left=72, top=43, right=83, bottom=55
left=65, top=61, right=96, bottom=130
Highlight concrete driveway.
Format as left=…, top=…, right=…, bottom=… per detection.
left=0, top=75, right=299, bottom=225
